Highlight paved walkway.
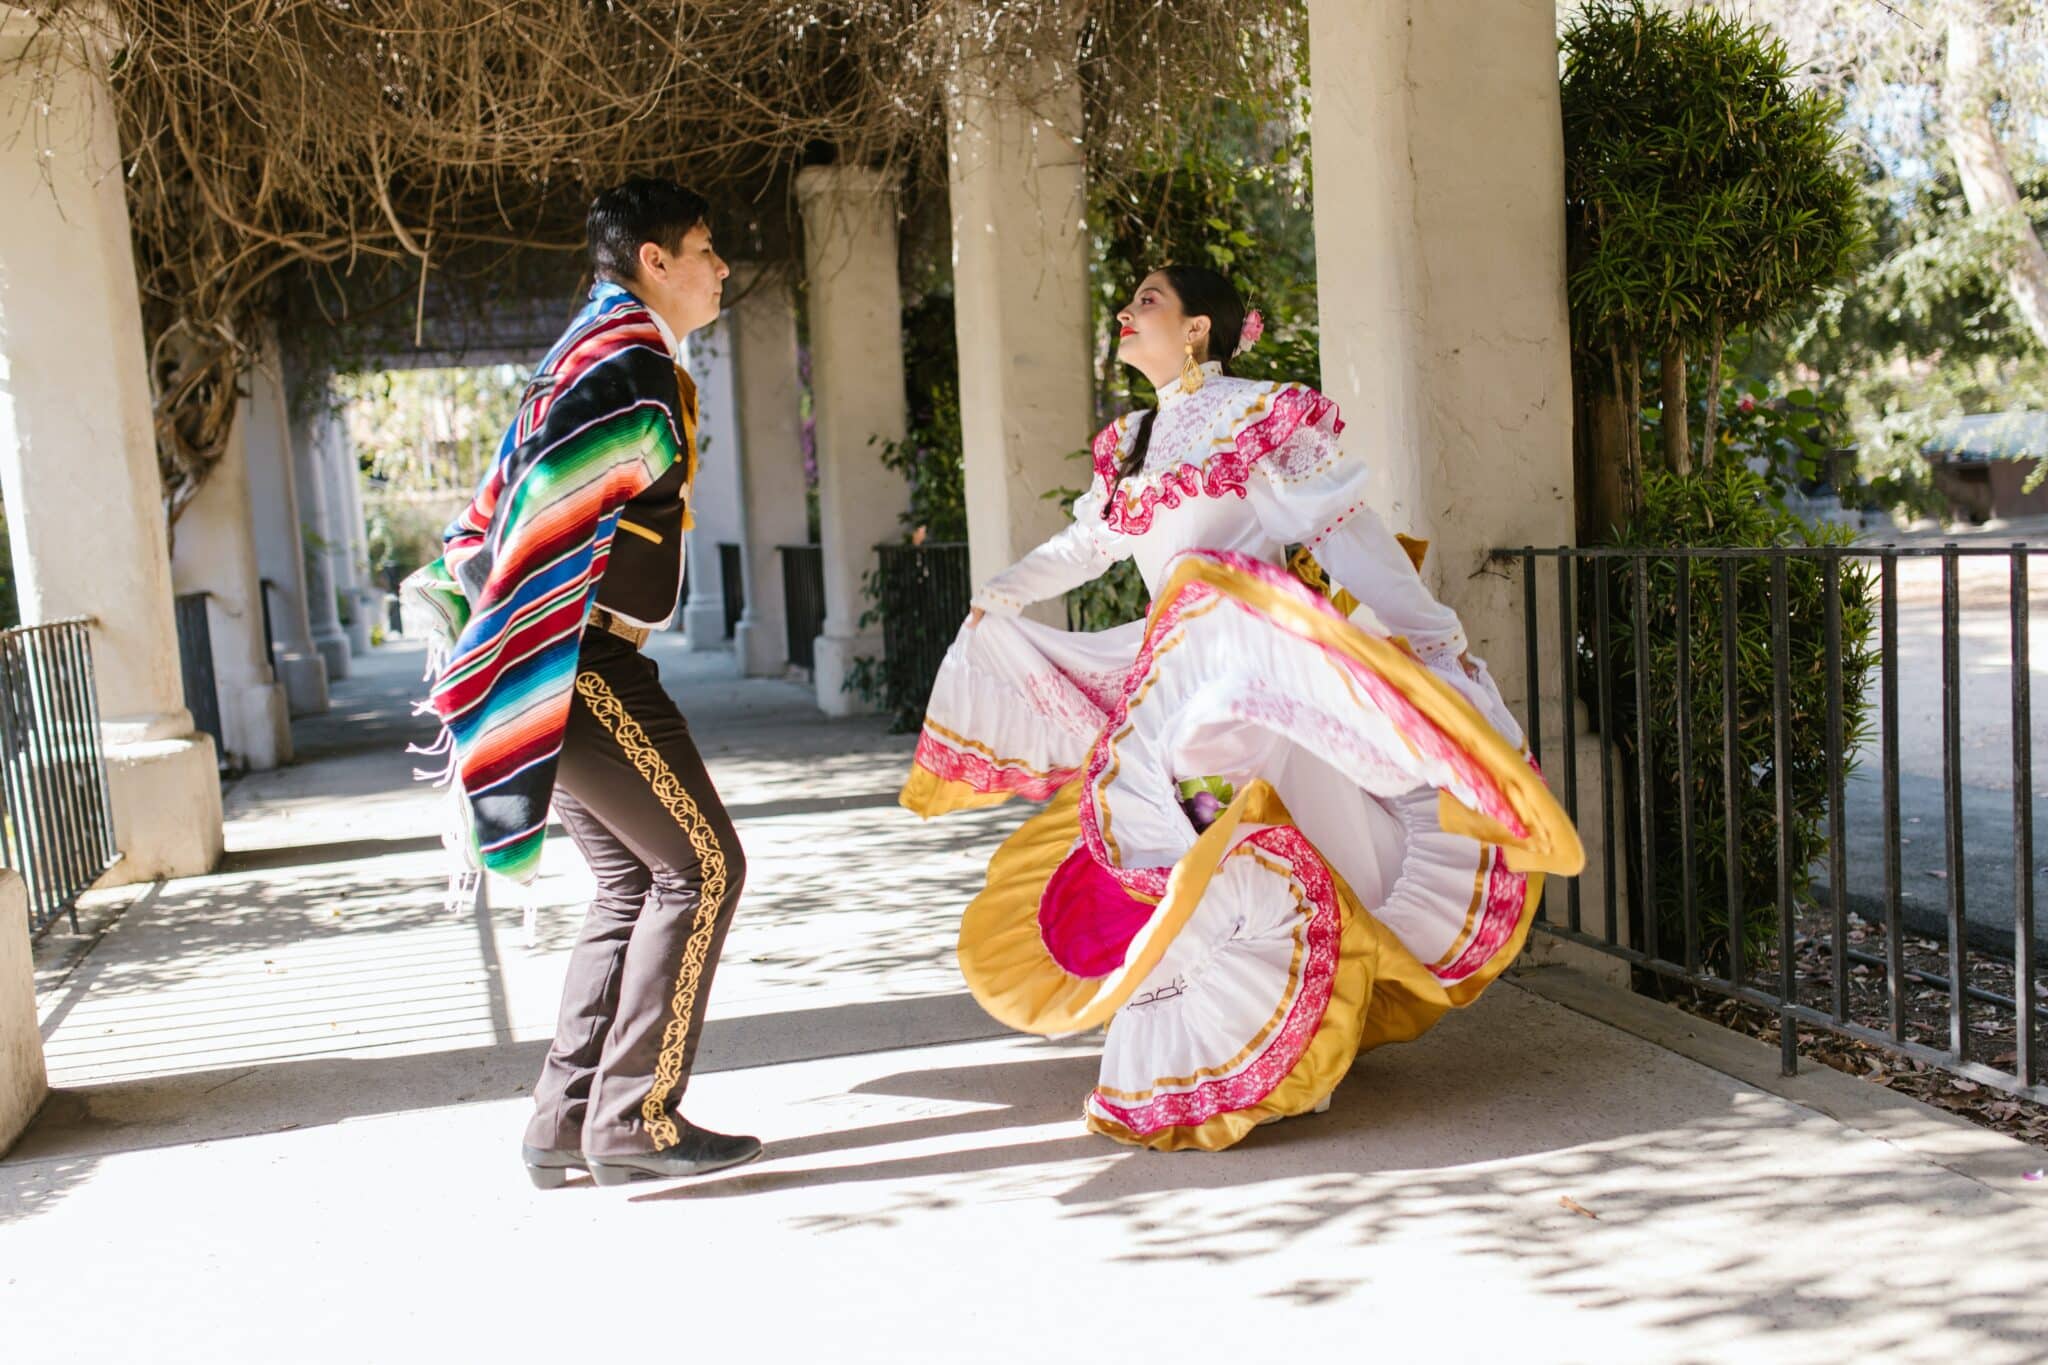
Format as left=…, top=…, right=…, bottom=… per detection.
left=4, top=639, right=2047, bottom=1362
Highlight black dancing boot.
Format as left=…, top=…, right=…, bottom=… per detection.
left=585, top=1122, right=763, bottom=1186
left=522, top=1144, right=589, bottom=1190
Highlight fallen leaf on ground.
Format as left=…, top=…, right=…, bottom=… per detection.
left=1559, top=1197, right=1600, bottom=1220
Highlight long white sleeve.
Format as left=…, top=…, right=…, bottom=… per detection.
left=971, top=477, right=1128, bottom=617
left=1244, top=423, right=1467, bottom=664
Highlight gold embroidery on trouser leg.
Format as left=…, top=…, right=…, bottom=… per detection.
left=574, top=670, right=730, bottom=1150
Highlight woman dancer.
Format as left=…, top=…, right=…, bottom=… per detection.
left=901, top=264, right=1583, bottom=1152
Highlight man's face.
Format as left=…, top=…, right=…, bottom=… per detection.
left=636, top=222, right=728, bottom=340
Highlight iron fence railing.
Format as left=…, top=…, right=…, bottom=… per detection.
left=779, top=544, right=825, bottom=672
left=1500, top=543, right=2045, bottom=1105
left=718, top=542, right=744, bottom=640
left=0, top=619, right=120, bottom=935
left=873, top=543, right=973, bottom=724
left=173, top=592, right=226, bottom=767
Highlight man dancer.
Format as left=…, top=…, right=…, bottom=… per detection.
left=405, top=179, right=757, bottom=1187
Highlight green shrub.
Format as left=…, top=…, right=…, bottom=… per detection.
left=1599, top=465, right=1877, bottom=969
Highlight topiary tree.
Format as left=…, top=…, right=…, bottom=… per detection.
left=1562, top=0, right=1869, bottom=539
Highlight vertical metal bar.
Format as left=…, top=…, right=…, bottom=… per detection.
left=0, top=644, right=29, bottom=911
left=1826, top=551, right=1848, bottom=1024
left=1522, top=550, right=1542, bottom=770
left=1722, top=559, right=1744, bottom=988
left=1558, top=553, right=1581, bottom=934
left=1772, top=556, right=1798, bottom=1075
left=1942, top=546, right=1968, bottom=1061
left=1595, top=557, right=1618, bottom=946
left=72, top=623, right=117, bottom=871
left=1882, top=553, right=1904, bottom=1041
left=36, top=628, right=88, bottom=909
left=2013, top=547, right=2037, bottom=1087
left=51, top=627, right=95, bottom=902
left=1676, top=556, right=1700, bottom=973
left=15, top=638, right=63, bottom=930
left=1634, top=559, right=1659, bottom=964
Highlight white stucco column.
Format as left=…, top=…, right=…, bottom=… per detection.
left=680, top=318, right=745, bottom=650
left=290, top=397, right=351, bottom=680
left=0, top=870, right=41, bottom=1153
left=0, top=24, right=221, bottom=883
left=945, top=12, right=1096, bottom=601
left=796, top=164, right=908, bottom=716
left=728, top=266, right=809, bottom=678
left=171, top=403, right=294, bottom=772
left=319, top=415, right=374, bottom=654
left=1306, top=0, right=1575, bottom=716
left=242, top=339, right=329, bottom=715
left=1307, top=0, right=1593, bottom=950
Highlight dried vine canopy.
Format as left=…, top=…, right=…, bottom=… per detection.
left=22, top=0, right=1294, bottom=524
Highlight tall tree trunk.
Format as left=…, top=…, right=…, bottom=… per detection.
left=1577, top=345, right=1636, bottom=542
left=1625, top=337, right=1646, bottom=516
left=1698, top=320, right=1725, bottom=467
left=1660, top=340, right=1692, bottom=475
left=1946, top=10, right=2048, bottom=352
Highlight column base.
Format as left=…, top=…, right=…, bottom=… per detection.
left=100, top=728, right=224, bottom=886
left=812, top=632, right=882, bottom=717
left=0, top=870, right=45, bottom=1156
left=274, top=650, right=331, bottom=717
left=226, top=680, right=294, bottom=771
left=681, top=599, right=732, bottom=653
left=311, top=627, right=351, bottom=681
left=344, top=614, right=372, bottom=657
left=734, top=616, right=789, bottom=678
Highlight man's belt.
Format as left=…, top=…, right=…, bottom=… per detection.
left=587, top=606, right=651, bottom=650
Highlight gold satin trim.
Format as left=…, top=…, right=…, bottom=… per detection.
left=1286, top=546, right=1360, bottom=617
left=1394, top=534, right=1429, bottom=574
left=674, top=364, right=701, bottom=532
left=574, top=669, right=730, bottom=1151
left=899, top=765, right=1024, bottom=818
left=616, top=518, right=663, bottom=545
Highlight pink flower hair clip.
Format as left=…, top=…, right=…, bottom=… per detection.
left=1235, top=309, right=1264, bottom=357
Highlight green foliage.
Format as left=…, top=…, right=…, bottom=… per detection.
left=1562, top=0, right=1869, bottom=515
left=872, top=381, right=967, bottom=543
left=1599, top=464, right=1877, bottom=969
left=1562, top=1, right=1869, bottom=355
left=1757, top=169, right=2048, bottom=506
left=0, top=498, right=16, bottom=630
left=1089, top=99, right=1320, bottom=415
left=334, top=364, right=525, bottom=495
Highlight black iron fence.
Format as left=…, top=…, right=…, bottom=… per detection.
left=780, top=544, right=825, bottom=672
left=1501, top=543, right=2045, bottom=1105
left=718, top=542, right=744, bottom=640
left=872, top=542, right=974, bottom=726
left=0, top=619, right=120, bottom=935
left=173, top=592, right=226, bottom=767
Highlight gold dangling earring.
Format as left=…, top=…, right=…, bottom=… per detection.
left=1181, top=341, right=1205, bottom=395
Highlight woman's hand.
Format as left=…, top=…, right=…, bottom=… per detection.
left=967, top=606, right=986, bottom=629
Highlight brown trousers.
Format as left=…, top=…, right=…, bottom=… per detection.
left=522, top=632, right=746, bottom=1157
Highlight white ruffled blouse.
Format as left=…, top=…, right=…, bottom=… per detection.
left=970, top=365, right=1470, bottom=668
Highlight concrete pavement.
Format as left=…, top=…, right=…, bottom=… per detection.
left=5, top=638, right=2046, bottom=1362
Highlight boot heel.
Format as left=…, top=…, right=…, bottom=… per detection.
left=526, top=1162, right=573, bottom=1190
left=586, top=1159, right=641, bottom=1188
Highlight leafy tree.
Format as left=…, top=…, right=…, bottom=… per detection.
left=1562, top=1, right=1869, bottom=538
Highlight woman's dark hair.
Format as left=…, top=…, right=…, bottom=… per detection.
left=1116, top=264, right=1247, bottom=486
left=587, top=178, right=711, bottom=283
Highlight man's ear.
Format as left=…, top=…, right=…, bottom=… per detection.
left=636, top=239, right=667, bottom=281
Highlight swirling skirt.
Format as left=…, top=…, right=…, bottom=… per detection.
left=902, top=551, right=1582, bottom=1151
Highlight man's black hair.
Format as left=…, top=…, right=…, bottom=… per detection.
left=587, top=178, right=711, bottom=283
